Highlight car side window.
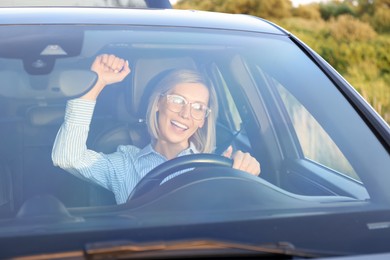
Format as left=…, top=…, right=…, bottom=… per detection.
left=207, top=65, right=255, bottom=155
left=215, top=68, right=242, bottom=132
left=274, top=81, right=359, bottom=181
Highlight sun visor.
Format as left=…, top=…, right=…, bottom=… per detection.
left=0, top=70, right=97, bottom=99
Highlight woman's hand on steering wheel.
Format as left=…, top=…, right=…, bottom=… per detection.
left=223, top=146, right=261, bottom=176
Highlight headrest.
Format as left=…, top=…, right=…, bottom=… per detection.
left=129, top=57, right=197, bottom=119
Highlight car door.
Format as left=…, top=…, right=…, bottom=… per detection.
left=203, top=36, right=372, bottom=201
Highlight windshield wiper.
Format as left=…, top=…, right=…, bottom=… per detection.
left=85, top=239, right=341, bottom=259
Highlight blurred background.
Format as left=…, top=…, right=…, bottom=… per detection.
left=172, top=0, right=390, bottom=124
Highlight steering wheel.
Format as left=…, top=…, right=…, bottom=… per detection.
left=127, top=154, right=232, bottom=201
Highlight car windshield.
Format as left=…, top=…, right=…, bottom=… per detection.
left=0, top=23, right=389, bottom=257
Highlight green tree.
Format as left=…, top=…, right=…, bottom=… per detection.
left=328, top=15, right=377, bottom=42
left=370, top=8, right=390, bottom=33
left=345, top=0, right=390, bottom=33
left=292, top=4, right=322, bottom=20
left=319, top=1, right=355, bottom=20
left=354, top=0, right=390, bottom=17
left=175, top=0, right=293, bottom=20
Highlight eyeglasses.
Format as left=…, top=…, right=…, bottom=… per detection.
left=163, top=94, right=211, bottom=120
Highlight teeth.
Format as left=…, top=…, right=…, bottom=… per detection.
left=171, top=120, right=188, bottom=130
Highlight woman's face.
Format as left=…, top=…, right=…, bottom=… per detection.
left=157, top=82, right=209, bottom=149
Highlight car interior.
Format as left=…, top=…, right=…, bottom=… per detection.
left=0, top=48, right=253, bottom=217
left=0, top=25, right=375, bottom=220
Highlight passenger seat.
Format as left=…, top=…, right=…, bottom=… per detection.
left=0, top=162, right=13, bottom=218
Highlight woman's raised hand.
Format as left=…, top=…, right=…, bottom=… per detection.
left=82, top=54, right=131, bottom=100
left=91, top=54, right=131, bottom=85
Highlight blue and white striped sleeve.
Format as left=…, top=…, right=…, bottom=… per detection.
left=51, top=98, right=117, bottom=190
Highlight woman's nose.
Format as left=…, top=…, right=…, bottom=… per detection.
left=179, top=103, right=191, bottom=119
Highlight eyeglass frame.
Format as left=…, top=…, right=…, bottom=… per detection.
left=161, top=94, right=211, bottom=120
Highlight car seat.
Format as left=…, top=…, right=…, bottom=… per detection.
left=0, top=162, right=14, bottom=218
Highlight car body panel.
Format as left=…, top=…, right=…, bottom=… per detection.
left=0, top=7, right=284, bottom=35
left=0, top=6, right=389, bottom=260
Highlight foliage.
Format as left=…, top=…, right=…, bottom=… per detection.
left=176, top=0, right=292, bottom=20
left=278, top=15, right=389, bottom=123
left=369, top=7, right=390, bottom=33
left=292, top=4, right=322, bottom=20
left=174, top=0, right=390, bottom=124
left=319, top=1, right=355, bottom=20
left=328, top=15, right=377, bottom=41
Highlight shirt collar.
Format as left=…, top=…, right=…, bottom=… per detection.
left=180, top=142, right=199, bottom=156
left=136, top=142, right=199, bottom=160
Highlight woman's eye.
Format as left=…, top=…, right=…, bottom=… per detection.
left=192, top=103, right=203, bottom=111
left=172, top=97, right=185, bottom=104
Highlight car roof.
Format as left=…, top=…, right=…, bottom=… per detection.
left=0, top=0, right=172, bottom=9
left=0, top=7, right=285, bottom=35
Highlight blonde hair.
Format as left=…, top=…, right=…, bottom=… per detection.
left=146, top=69, right=218, bottom=153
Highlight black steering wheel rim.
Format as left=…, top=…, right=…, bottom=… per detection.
left=127, top=154, right=232, bottom=201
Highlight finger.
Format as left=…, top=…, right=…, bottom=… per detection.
left=91, top=55, right=104, bottom=70
left=101, top=54, right=112, bottom=72
left=111, top=57, right=126, bottom=73
left=99, top=54, right=112, bottom=72
left=122, top=60, right=131, bottom=75
left=117, top=60, right=131, bottom=80
left=101, top=54, right=109, bottom=65
left=239, top=152, right=254, bottom=173
left=246, top=159, right=261, bottom=176
left=106, top=54, right=117, bottom=67
left=101, top=55, right=114, bottom=72
left=93, top=55, right=102, bottom=65
left=232, top=150, right=244, bottom=170
left=241, top=153, right=261, bottom=176
left=223, top=145, right=233, bottom=158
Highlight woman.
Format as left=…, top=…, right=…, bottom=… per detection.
left=52, top=54, right=260, bottom=204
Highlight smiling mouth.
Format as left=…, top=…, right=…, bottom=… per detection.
left=171, top=120, right=189, bottom=131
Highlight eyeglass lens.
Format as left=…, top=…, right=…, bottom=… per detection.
left=166, top=95, right=209, bottom=120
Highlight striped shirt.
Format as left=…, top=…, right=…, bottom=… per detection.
left=52, top=98, right=197, bottom=204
